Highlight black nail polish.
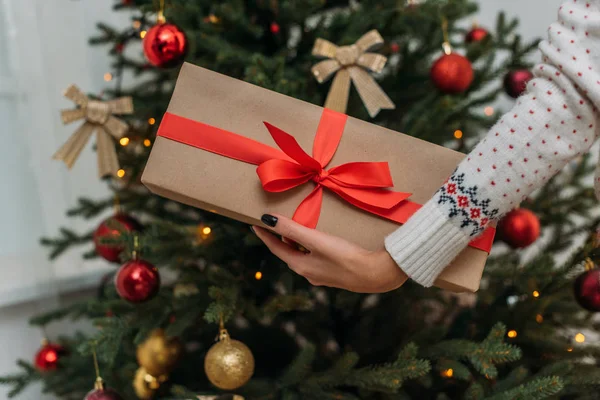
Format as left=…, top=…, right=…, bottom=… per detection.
left=261, top=214, right=278, bottom=227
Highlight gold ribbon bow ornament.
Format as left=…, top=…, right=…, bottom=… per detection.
left=311, top=30, right=395, bottom=118
left=53, top=85, right=134, bottom=177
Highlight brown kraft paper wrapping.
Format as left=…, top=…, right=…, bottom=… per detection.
left=142, top=63, right=492, bottom=293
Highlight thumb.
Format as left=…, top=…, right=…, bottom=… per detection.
left=260, top=214, right=324, bottom=251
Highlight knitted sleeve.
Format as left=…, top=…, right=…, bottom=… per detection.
left=385, top=0, right=600, bottom=287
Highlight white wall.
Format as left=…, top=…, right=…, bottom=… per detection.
left=0, top=1, right=565, bottom=399
left=0, top=1, right=134, bottom=399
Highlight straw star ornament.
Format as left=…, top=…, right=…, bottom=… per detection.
left=53, top=85, right=133, bottom=177
left=311, top=30, right=395, bottom=118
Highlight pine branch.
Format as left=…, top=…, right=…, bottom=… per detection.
left=484, top=376, right=563, bottom=400
left=423, top=323, right=522, bottom=379
left=0, top=361, right=39, bottom=398
left=280, top=344, right=316, bottom=386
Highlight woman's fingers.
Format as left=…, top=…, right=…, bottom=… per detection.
left=252, top=226, right=303, bottom=263
left=259, top=214, right=327, bottom=251
left=253, top=226, right=317, bottom=278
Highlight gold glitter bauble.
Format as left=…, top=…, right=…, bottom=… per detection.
left=204, top=328, right=255, bottom=390
left=136, top=329, right=182, bottom=376
left=133, top=367, right=166, bottom=400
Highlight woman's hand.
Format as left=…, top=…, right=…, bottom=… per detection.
left=253, top=214, right=408, bottom=293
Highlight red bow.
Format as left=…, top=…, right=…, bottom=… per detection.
left=156, top=109, right=495, bottom=253
left=257, top=110, right=412, bottom=228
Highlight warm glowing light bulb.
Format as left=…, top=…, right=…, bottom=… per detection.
left=454, top=130, right=463, bottom=139
left=575, top=333, right=585, bottom=343
left=255, top=271, right=263, bottom=280
left=117, top=169, right=126, bottom=178
left=143, top=139, right=152, bottom=147
left=567, top=347, right=573, bottom=352
left=148, top=117, right=156, bottom=125
left=119, top=137, right=130, bottom=146
left=104, top=73, right=113, bottom=82
left=507, top=330, right=517, bottom=338
left=202, top=227, right=212, bottom=235
left=133, top=21, right=142, bottom=29
left=484, top=106, right=494, bottom=116
left=532, top=290, right=540, bottom=298
left=535, top=314, right=543, bottom=323
left=443, top=368, right=453, bottom=378
left=140, top=30, right=147, bottom=39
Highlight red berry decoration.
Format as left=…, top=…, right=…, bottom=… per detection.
left=94, top=214, right=142, bottom=263
left=115, top=259, right=160, bottom=303
left=498, top=208, right=540, bottom=248
left=270, top=22, right=280, bottom=34
left=504, top=69, right=534, bottom=98
left=143, top=23, right=188, bottom=68
left=574, top=268, right=600, bottom=312
left=35, top=342, right=67, bottom=371
left=390, top=43, right=400, bottom=54
left=85, top=387, right=124, bottom=400
left=465, top=27, right=489, bottom=43
left=430, top=53, right=474, bottom=94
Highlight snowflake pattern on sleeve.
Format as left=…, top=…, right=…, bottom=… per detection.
left=437, top=173, right=499, bottom=237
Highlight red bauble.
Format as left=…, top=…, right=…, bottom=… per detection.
left=465, top=27, right=489, bottom=43
left=574, top=269, right=600, bottom=312
left=498, top=208, right=540, bottom=248
left=390, top=43, right=400, bottom=53
left=430, top=53, right=474, bottom=94
left=270, top=22, right=280, bottom=34
left=143, top=23, right=187, bottom=68
left=115, top=260, right=160, bottom=303
left=85, top=388, right=124, bottom=400
left=94, top=214, right=142, bottom=263
left=504, top=69, right=534, bottom=98
left=35, top=342, right=67, bottom=371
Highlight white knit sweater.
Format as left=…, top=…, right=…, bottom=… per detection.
left=385, top=0, right=600, bottom=287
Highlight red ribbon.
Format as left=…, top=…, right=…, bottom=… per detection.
left=157, top=109, right=495, bottom=253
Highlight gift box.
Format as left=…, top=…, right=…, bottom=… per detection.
left=142, top=63, right=495, bottom=292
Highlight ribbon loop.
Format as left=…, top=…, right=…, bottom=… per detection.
left=354, top=30, right=384, bottom=53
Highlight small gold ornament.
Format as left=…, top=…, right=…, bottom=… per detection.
left=133, top=366, right=167, bottom=400
left=136, top=329, right=183, bottom=377
left=311, top=30, right=395, bottom=118
left=53, top=85, right=133, bottom=177
left=204, top=322, right=255, bottom=390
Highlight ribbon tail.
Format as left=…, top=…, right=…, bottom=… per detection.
left=292, top=186, right=324, bottom=229
left=96, top=128, right=120, bottom=178
left=324, top=68, right=351, bottom=115
left=349, top=67, right=395, bottom=118
left=104, top=116, right=129, bottom=139
left=468, top=228, right=496, bottom=253
left=60, top=109, right=86, bottom=125
left=53, top=122, right=94, bottom=169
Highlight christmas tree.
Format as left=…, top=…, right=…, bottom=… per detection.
left=2, top=0, right=600, bottom=399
